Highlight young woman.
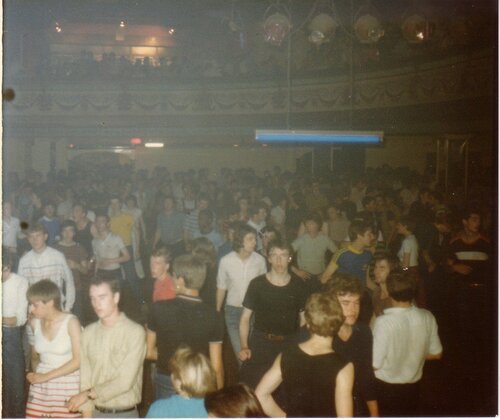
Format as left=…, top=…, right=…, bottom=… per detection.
left=371, top=254, right=400, bottom=317
left=25, top=280, right=81, bottom=418
left=146, top=346, right=217, bottom=418
left=255, top=293, right=354, bottom=417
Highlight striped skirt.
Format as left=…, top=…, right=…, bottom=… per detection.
left=25, top=365, right=81, bottom=418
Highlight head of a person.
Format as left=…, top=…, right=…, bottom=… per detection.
left=163, top=196, right=175, bottom=212
left=150, top=246, right=172, bottom=280
left=169, top=346, right=217, bottom=399
left=238, top=196, right=249, bottom=212
left=28, top=223, right=48, bottom=252
left=348, top=220, right=374, bottom=246
left=461, top=208, right=481, bottom=235
left=362, top=196, right=376, bottom=212
left=324, top=273, right=363, bottom=327
left=198, top=209, right=214, bottom=233
left=433, top=213, right=451, bottom=234
left=261, top=226, right=281, bottom=251
left=327, top=203, right=341, bottom=220
left=304, top=292, right=345, bottom=337
left=304, top=212, right=323, bottom=235
left=94, top=213, right=110, bottom=234
left=172, top=254, right=207, bottom=291
left=396, top=215, right=416, bottom=235
left=372, top=254, right=400, bottom=285
left=89, top=275, right=121, bottom=320
left=232, top=222, right=257, bottom=253
left=72, top=203, right=88, bottom=221
left=386, top=270, right=415, bottom=303
left=197, top=193, right=211, bottom=211
left=191, top=237, right=217, bottom=267
left=27, top=279, right=62, bottom=317
left=60, top=219, right=77, bottom=242
left=267, top=239, right=293, bottom=273
left=249, top=204, right=267, bottom=224
left=43, top=202, right=56, bottom=218
left=109, top=195, right=122, bottom=212
left=125, top=195, right=138, bottom=209
left=2, top=249, right=13, bottom=280
left=204, top=384, right=266, bottom=418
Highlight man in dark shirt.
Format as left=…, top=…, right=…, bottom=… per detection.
left=327, top=273, right=379, bottom=417
left=239, top=240, right=308, bottom=388
left=146, top=254, right=224, bottom=400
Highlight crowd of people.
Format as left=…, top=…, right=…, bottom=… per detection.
left=2, top=162, right=493, bottom=418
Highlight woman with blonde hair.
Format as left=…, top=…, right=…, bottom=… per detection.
left=25, top=279, right=81, bottom=418
left=146, top=346, right=217, bottom=418
left=255, top=293, right=354, bottom=417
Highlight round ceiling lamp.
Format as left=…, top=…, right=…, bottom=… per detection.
left=263, top=12, right=291, bottom=46
left=308, top=13, right=337, bottom=46
left=402, top=14, right=433, bottom=43
left=354, top=14, right=384, bottom=44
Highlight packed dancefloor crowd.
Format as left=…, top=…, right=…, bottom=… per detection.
left=2, top=163, right=493, bottom=418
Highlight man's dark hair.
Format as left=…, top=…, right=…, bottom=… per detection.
left=348, top=220, right=372, bottom=242
left=324, top=273, right=363, bottom=297
left=248, top=203, right=267, bottom=217
left=461, top=207, right=481, bottom=222
left=232, top=222, right=257, bottom=252
left=61, top=219, right=77, bottom=231
left=303, top=212, right=323, bottom=227
left=398, top=215, right=417, bottom=233
left=386, top=270, right=415, bottom=302
left=90, top=274, right=121, bottom=294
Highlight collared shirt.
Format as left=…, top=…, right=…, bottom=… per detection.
left=18, top=247, right=75, bottom=311
left=92, top=233, right=126, bottom=271
left=373, top=306, right=442, bottom=384
left=2, top=273, right=29, bottom=326
left=247, top=220, right=266, bottom=251
left=79, top=313, right=146, bottom=413
left=217, top=251, right=267, bottom=307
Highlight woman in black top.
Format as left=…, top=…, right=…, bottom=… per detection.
left=255, top=293, right=354, bottom=417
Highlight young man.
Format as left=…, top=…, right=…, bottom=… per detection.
left=326, top=273, right=379, bottom=417
left=192, top=209, right=225, bottom=251
left=216, top=222, right=267, bottom=360
left=2, top=252, right=29, bottom=418
left=321, top=220, right=375, bottom=323
left=372, top=270, right=442, bottom=417
left=39, top=202, right=61, bottom=246
left=239, top=240, right=308, bottom=388
left=18, top=223, right=75, bottom=311
left=150, top=246, right=176, bottom=303
left=67, top=276, right=146, bottom=418
left=183, top=193, right=211, bottom=243
left=146, top=255, right=224, bottom=400
left=292, top=212, right=337, bottom=283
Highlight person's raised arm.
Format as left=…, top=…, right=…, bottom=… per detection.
left=335, top=362, right=354, bottom=417
left=239, top=307, right=253, bottom=361
left=255, top=353, right=286, bottom=417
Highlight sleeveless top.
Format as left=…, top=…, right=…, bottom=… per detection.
left=281, top=345, right=349, bottom=417
left=33, top=314, right=75, bottom=369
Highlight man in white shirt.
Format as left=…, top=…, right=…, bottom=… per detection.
left=18, top=223, right=75, bottom=311
left=2, top=251, right=29, bottom=418
left=373, top=270, right=442, bottom=417
left=216, top=222, right=266, bottom=361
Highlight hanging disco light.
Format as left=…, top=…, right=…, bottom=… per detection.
left=263, top=12, right=291, bottom=46
left=308, top=13, right=337, bottom=46
left=354, top=14, right=384, bottom=44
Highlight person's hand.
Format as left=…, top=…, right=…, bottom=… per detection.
left=26, top=372, right=47, bottom=384
left=239, top=348, right=252, bottom=361
left=453, top=263, right=473, bottom=275
left=295, top=268, right=312, bottom=281
left=66, top=391, right=88, bottom=412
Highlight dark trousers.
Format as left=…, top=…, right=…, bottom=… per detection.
left=376, top=378, right=421, bottom=417
left=2, top=326, right=26, bottom=418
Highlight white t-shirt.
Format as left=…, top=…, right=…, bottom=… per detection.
left=398, top=234, right=419, bottom=267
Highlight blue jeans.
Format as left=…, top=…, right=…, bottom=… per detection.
left=154, top=371, right=177, bottom=401
left=224, top=305, right=244, bottom=364
left=2, top=326, right=26, bottom=418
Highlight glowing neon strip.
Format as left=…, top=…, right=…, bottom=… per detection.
left=255, top=130, right=383, bottom=144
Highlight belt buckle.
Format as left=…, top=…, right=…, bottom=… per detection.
left=266, top=333, right=285, bottom=342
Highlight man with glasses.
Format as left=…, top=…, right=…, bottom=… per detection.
left=238, top=240, right=308, bottom=388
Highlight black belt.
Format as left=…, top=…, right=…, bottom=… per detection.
left=95, top=405, right=137, bottom=414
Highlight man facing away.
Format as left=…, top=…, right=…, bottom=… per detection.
left=67, top=276, right=146, bottom=418
left=372, top=270, right=442, bottom=417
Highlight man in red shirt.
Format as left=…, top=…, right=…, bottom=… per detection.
left=150, top=246, right=176, bottom=303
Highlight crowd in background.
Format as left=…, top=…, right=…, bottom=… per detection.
left=2, top=162, right=494, bottom=418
